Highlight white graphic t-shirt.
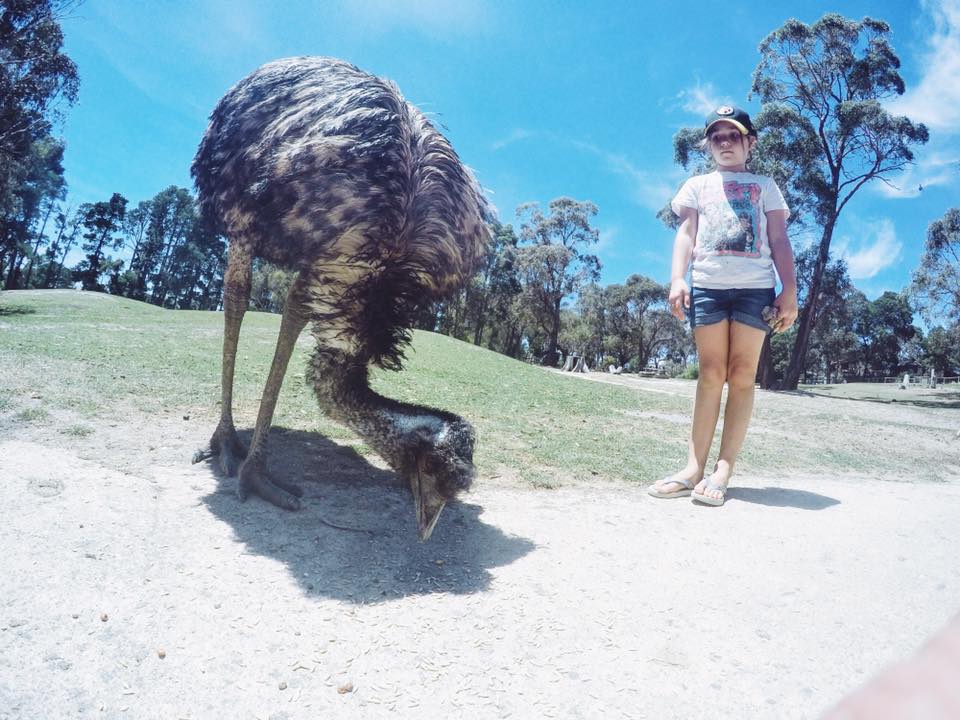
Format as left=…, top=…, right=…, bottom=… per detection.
left=671, top=171, right=789, bottom=289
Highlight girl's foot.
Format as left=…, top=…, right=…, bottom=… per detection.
left=693, top=467, right=731, bottom=504
left=648, top=469, right=703, bottom=499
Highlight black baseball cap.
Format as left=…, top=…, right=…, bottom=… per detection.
left=705, top=106, right=756, bottom=137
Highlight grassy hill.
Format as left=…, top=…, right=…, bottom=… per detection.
left=2, top=289, right=958, bottom=485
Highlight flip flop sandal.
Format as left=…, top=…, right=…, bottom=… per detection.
left=648, top=476, right=695, bottom=499
left=691, top=480, right=727, bottom=506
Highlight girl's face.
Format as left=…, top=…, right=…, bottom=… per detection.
left=707, top=121, right=755, bottom=171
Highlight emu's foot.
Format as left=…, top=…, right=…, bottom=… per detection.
left=196, top=424, right=248, bottom=477
left=238, top=460, right=303, bottom=511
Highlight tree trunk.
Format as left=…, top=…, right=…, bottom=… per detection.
left=783, top=217, right=836, bottom=390
left=757, top=334, right=775, bottom=389
left=544, top=298, right=562, bottom=365
left=4, top=248, right=21, bottom=289
left=22, top=203, right=55, bottom=289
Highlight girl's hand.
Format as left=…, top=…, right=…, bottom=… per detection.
left=772, top=288, right=798, bottom=333
left=668, top=279, right=690, bottom=321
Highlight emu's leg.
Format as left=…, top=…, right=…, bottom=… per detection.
left=236, top=277, right=310, bottom=510
left=195, top=244, right=253, bottom=475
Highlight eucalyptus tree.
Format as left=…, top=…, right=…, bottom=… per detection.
left=41, top=204, right=80, bottom=287
left=1, top=135, right=65, bottom=288
left=0, top=0, right=77, bottom=281
left=144, top=186, right=195, bottom=305
left=515, top=197, right=601, bottom=364
left=911, top=207, right=960, bottom=323
left=74, top=192, right=128, bottom=291
left=851, top=291, right=917, bottom=378
left=603, top=274, right=676, bottom=370
left=465, top=221, right=521, bottom=347
left=751, top=14, right=928, bottom=388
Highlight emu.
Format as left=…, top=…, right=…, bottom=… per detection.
left=191, top=57, right=490, bottom=540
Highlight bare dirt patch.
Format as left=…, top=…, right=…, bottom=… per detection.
left=2, top=390, right=959, bottom=719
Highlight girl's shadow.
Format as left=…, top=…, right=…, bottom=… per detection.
left=725, top=486, right=839, bottom=510
left=200, top=427, right=536, bottom=604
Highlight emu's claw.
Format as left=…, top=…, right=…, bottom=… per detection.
left=191, top=448, right=214, bottom=464
left=201, top=424, right=249, bottom=477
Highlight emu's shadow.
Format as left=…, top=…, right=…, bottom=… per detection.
left=725, top=486, right=839, bottom=510
left=201, top=427, right=535, bottom=604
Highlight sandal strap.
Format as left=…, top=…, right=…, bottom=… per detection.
left=696, top=480, right=727, bottom=494
left=658, top=476, right=695, bottom=490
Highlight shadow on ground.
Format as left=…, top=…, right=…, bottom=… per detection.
left=200, top=427, right=535, bottom=605
left=785, top=388, right=960, bottom=410
left=0, top=303, right=36, bottom=316
left=726, top=486, right=840, bottom=510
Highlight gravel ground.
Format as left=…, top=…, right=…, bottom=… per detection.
left=2, top=431, right=959, bottom=720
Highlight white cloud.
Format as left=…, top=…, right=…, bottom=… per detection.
left=888, top=0, right=960, bottom=133
left=605, top=153, right=683, bottom=212
left=596, top=226, right=618, bottom=252
left=834, top=219, right=903, bottom=280
left=874, top=149, right=960, bottom=198
left=676, top=81, right=723, bottom=116
left=569, top=140, right=680, bottom=212
left=491, top=128, right=533, bottom=151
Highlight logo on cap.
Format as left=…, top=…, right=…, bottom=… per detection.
left=716, top=106, right=734, bottom=116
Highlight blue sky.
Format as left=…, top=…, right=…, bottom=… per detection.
left=57, top=0, right=959, bottom=300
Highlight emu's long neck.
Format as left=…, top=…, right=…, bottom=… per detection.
left=306, top=350, right=447, bottom=470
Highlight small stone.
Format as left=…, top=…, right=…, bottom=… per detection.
left=182, top=414, right=190, bottom=421
left=434, top=559, right=444, bottom=566
left=278, top=681, right=288, bottom=691
left=337, top=682, right=354, bottom=694
left=100, top=613, right=108, bottom=622
left=72, top=613, right=79, bottom=619
left=157, top=649, right=166, bottom=659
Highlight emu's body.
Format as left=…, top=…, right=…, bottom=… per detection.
left=192, top=57, right=490, bottom=539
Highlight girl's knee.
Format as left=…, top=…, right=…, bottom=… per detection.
left=698, top=362, right=728, bottom=387
left=726, top=362, right=758, bottom=389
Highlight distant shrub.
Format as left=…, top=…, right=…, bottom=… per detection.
left=681, top=364, right=699, bottom=380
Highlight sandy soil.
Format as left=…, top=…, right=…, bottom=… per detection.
left=2, top=389, right=959, bottom=719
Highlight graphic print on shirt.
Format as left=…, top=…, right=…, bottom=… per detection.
left=697, top=180, right=762, bottom=257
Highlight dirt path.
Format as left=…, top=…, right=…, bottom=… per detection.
left=2, top=418, right=959, bottom=719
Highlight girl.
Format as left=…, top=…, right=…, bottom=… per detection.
left=648, top=106, right=798, bottom=506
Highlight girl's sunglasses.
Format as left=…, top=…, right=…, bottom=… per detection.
left=708, top=130, right=745, bottom=146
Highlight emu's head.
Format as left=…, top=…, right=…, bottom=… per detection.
left=402, top=417, right=476, bottom=541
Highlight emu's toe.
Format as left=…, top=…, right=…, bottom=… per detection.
left=203, top=424, right=248, bottom=476
left=238, top=460, right=302, bottom=511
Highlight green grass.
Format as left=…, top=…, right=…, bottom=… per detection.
left=1, top=289, right=957, bottom=485
left=60, top=423, right=95, bottom=437
left=14, top=407, right=49, bottom=422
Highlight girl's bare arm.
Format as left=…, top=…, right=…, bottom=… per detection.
left=766, top=209, right=798, bottom=331
left=668, top=206, right=698, bottom=321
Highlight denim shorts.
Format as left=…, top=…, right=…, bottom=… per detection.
left=690, top=286, right=776, bottom=332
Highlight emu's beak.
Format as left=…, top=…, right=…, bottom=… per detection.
left=410, top=461, right=446, bottom=542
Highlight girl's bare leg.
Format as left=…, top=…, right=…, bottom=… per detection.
left=653, top=321, right=729, bottom=492
left=694, top=320, right=768, bottom=501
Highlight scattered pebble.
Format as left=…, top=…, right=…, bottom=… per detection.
left=434, top=559, right=445, bottom=566
left=278, top=681, right=288, bottom=691
left=337, top=682, right=354, bottom=694
left=182, top=414, right=190, bottom=421
left=100, top=613, right=108, bottom=622
left=157, top=649, right=166, bottom=659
